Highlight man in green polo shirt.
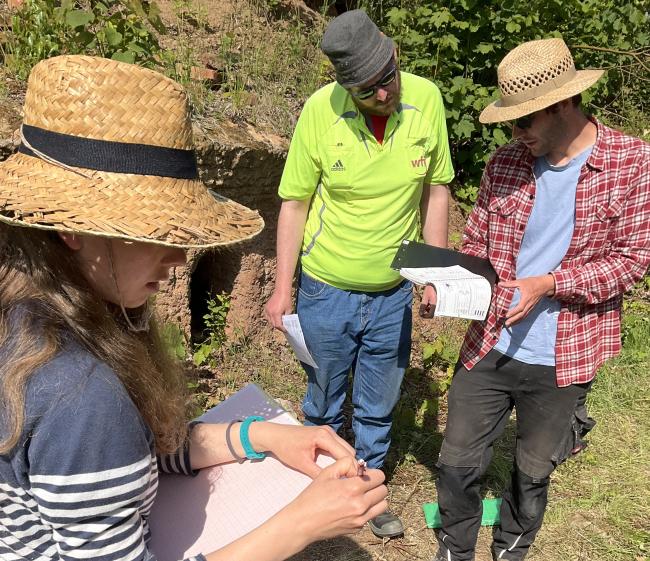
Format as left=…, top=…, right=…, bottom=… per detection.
left=265, top=9, right=454, bottom=537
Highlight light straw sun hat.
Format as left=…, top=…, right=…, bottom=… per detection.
left=0, top=55, right=264, bottom=248
left=479, top=38, right=604, bottom=124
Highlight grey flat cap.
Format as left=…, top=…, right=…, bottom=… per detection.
left=321, top=9, right=395, bottom=89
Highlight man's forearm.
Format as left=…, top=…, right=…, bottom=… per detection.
left=274, top=198, right=311, bottom=294
left=421, top=183, right=449, bottom=247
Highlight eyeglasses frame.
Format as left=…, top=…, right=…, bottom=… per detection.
left=349, top=63, right=398, bottom=100
left=512, top=113, right=536, bottom=129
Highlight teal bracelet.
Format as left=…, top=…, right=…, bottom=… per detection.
left=240, top=416, right=266, bottom=460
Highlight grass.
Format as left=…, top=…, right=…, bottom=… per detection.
left=152, top=0, right=330, bottom=134
left=530, top=301, right=650, bottom=561
left=210, top=1, right=329, bottom=135
left=1, top=0, right=329, bottom=136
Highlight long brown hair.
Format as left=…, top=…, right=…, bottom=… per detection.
left=0, top=223, right=189, bottom=455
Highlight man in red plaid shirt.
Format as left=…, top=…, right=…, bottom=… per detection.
left=433, top=38, right=650, bottom=561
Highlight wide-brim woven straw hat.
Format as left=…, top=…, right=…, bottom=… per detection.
left=480, top=38, right=604, bottom=124
left=0, top=55, right=264, bottom=248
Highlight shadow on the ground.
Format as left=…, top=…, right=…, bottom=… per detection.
left=288, top=536, right=375, bottom=561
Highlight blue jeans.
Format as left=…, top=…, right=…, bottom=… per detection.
left=296, top=271, right=413, bottom=468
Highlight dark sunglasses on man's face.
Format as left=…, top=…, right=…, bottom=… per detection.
left=512, top=113, right=535, bottom=129
left=351, top=65, right=398, bottom=100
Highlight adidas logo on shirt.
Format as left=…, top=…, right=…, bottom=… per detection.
left=331, top=159, right=346, bottom=171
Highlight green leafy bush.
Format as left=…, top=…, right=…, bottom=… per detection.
left=2, top=0, right=166, bottom=79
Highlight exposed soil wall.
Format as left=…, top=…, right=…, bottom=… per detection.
left=155, top=121, right=288, bottom=341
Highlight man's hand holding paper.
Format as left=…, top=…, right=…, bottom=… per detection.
left=392, top=240, right=496, bottom=320
left=419, top=284, right=437, bottom=318
left=401, top=265, right=492, bottom=320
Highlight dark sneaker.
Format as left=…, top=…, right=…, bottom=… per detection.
left=368, top=511, right=404, bottom=538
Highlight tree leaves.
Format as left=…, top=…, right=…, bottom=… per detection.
left=475, top=43, right=495, bottom=54
left=492, top=128, right=509, bottom=145
left=104, top=25, right=123, bottom=47
left=4, top=0, right=166, bottom=76
left=65, top=9, right=94, bottom=29
left=111, top=50, right=136, bottom=63
left=452, top=116, right=475, bottom=139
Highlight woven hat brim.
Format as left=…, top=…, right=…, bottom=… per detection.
left=479, top=69, right=604, bottom=124
left=0, top=153, right=264, bottom=249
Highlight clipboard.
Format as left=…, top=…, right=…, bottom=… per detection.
left=390, top=239, right=497, bottom=287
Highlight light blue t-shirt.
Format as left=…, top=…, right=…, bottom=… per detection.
left=495, top=146, right=592, bottom=365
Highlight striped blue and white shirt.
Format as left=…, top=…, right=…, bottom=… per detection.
left=0, top=342, right=207, bottom=561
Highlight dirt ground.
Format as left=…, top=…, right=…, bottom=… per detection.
left=196, top=321, right=650, bottom=561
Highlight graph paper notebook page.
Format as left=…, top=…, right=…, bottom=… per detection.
left=148, top=384, right=334, bottom=561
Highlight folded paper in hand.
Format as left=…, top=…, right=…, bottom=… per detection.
left=282, top=314, right=318, bottom=368
left=148, top=384, right=332, bottom=561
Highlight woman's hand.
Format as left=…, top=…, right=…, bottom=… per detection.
left=250, top=423, right=356, bottom=479
left=190, top=421, right=355, bottom=473
left=283, top=456, right=388, bottom=542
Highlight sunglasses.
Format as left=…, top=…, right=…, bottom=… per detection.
left=351, top=64, right=398, bottom=100
left=512, top=113, right=536, bottom=129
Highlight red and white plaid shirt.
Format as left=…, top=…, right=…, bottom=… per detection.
left=460, top=119, right=650, bottom=386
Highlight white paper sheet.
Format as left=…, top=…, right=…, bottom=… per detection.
left=281, top=314, right=318, bottom=368
left=149, top=384, right=334, bottom=561
left=400, top=265, right=491, bottom=320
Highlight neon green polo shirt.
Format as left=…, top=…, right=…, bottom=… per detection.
left=279, top=72, right=454, bottom=291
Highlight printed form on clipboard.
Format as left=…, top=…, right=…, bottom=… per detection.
left=391, top=240, right=497, bottom=321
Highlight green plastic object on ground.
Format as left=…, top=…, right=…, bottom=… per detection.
left=423, top=498, right=502, bottom=528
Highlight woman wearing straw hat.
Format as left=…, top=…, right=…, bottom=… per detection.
left=0, top=55, right=388, bottom=561
left=431, top=38, right=650, bottom=561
